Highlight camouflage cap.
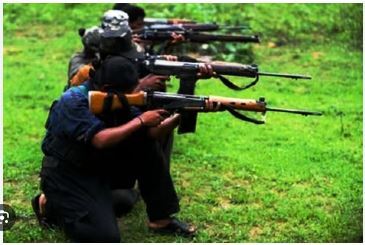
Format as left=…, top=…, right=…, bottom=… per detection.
left=101, top=10, right=129, bottom=29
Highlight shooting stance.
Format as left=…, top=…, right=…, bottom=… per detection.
left=32, top=56, right=196, bottom=242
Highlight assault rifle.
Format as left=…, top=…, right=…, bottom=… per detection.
left=144, top=23, right=250, bottom=32
left=136, top=29, right=260, bottom=44
left=143, top=18, right=249, bottom=31
left=144, top=17, right=197, bottom=25
left=142, top=59, right=311, bottom=91
left=88, top=91, right=322, bottom=129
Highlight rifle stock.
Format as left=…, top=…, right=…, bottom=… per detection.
left=89, top=91, right=146, bottom=114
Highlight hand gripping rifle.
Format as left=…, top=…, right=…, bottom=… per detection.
left=143, top=59, right=311, bottom=91
left=88, top=91, right=322, bottom=132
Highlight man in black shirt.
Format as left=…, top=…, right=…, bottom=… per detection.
left=34, top=56, right=196, bottom=242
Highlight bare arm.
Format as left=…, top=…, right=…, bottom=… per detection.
left=92, top=109, right=168, bottom=149
left=148, top=113, right=181, bottom=139
left=91, top=117, right=142, bottom=149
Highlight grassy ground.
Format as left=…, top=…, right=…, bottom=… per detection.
left=3, top=3, right=363, bottom=243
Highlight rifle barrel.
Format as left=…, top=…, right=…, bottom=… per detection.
left=147, top=23, right=220, bottom=32
left=188, top=33, right=260, bottom=43
left=266, top=107, right=322, bottom=116
left=258, top=72, right=312, bottom=80
left=180, top=23, right=220, bottom=32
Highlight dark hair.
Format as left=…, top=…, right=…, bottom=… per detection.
left=99, top=26, right=133, bottom=58
left=113, top=3, right=145, bottom=23
left=91, top=56, right=139, bottom=93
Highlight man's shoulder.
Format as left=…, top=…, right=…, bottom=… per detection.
left=61, top=84, right=90, bottom=105
left=70, top=83, right=90, bottom=96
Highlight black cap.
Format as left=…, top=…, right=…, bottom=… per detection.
left=80, top=26, right=102, bottom=52
left=92, top=56, right=139, bottom=93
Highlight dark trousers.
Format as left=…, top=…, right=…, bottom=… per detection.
left=158, top=132, right=174, bottom=171
left=40, top=136, right=179, bottom=242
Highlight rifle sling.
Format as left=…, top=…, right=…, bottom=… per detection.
left=216, top=74, right=259, bottom=91
left=116, top=93, right=131, bottom=114
left=102, top=92, right=131, bottom=115
left=223, top=105, right=264, bottom=124
left=102, top=93, right=114, bottom=113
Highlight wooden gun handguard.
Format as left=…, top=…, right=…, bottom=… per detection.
left=206, top=96, right=266, bottom=112
left=89, top=91, right=146, bottom=114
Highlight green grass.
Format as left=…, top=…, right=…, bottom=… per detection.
left=3, top=3, right=363, bottom=243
